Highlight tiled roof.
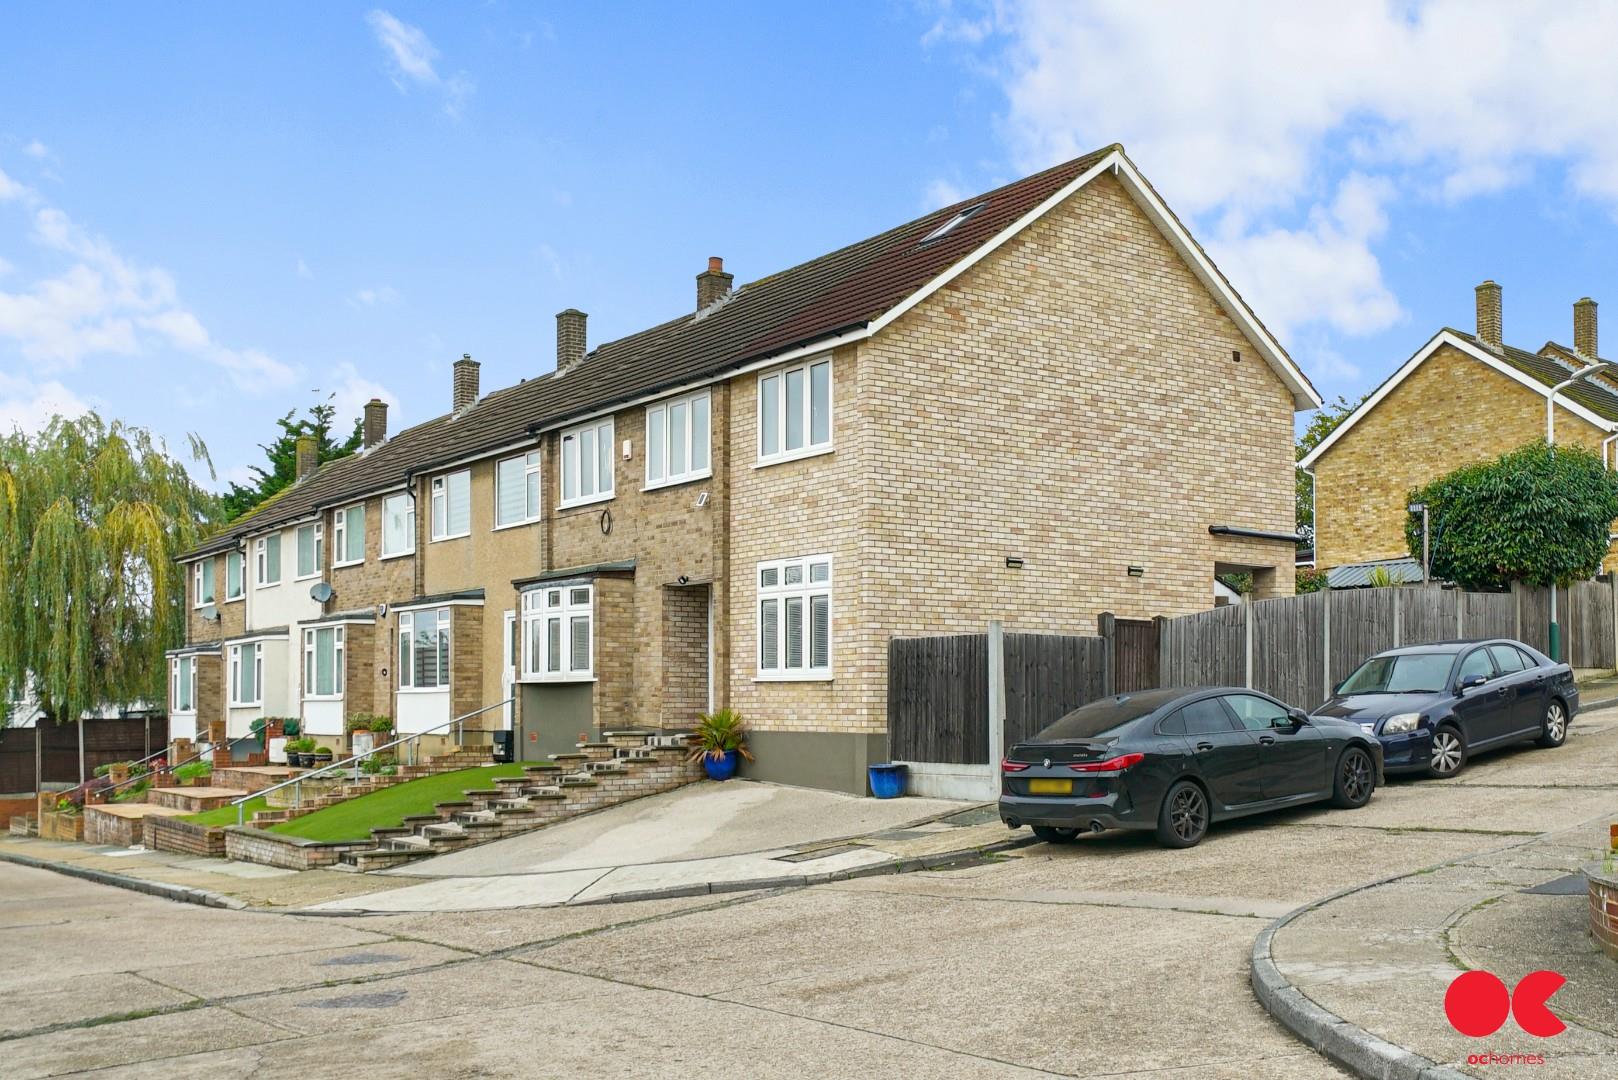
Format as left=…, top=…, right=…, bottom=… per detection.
left=1448, top=330, right=1618, bottom=423
left=185, top=146, right=1120, bottom=558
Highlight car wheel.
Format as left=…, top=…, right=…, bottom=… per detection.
left=1155, top=780, right=1209, bottom=848
left=1330, top=746, right=1375, bottom=808
left=1030, top=825, right=1080, bottom=844
left=1535, top=699, right=1568, bottom=749
left=1427, top=724, right=1467, bottom=778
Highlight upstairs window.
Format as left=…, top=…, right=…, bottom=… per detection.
left=193, top=559, right=215, bottom=608
left=224, top=550, right=244, bottom=601
left=254, top=535, right=281, bottom=587
left=560, top=418, right=614, bottom=507
left=757, top=555, right=832, bottom=678
left=495, top=451, right=542, bottom=528
left=646, top=390, right=711, bottom=489
left=295, top=522, right=323, bottom=579
left=521, top=585, right=593, bottom=680
left=399, top=608, right=451, bottom=690
left=303, top=626, right=345, bottom=698
left=333, top=503, right=365, bottom=566
left=919, top=201, right=986, bottom=244
left=759, top=358, right=832, bottom=464
left=430, top=470, right=471, bottom=540
left=382, top=492, right=415, bottom=557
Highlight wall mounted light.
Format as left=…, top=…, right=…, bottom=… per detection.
left=1005, top=557, right=1024, bottom=569
left=1127, top=565, right=1145, bottom=578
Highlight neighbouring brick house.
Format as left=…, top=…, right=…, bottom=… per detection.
left=1302, top=281, right=1618, bottom=575
left=170, top=144, right=1320, bottom=793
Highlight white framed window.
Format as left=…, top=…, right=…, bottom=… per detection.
left=303, top=626, right=345, bottom=699
left=521, top=585, right=593, bottom=680
left=559, top=418, right=614, bottom=507
left=430, top=470, right=471, bottom=540
left=295, top=522, right=323, bottom=579
left=224, top=550, right=244, bottom=601
left=495, top=451, right=542, bottom=528
left=254, top=535, right=281, bottom=587
left=332, top=503, right=365, bottom=566
left=757, top=555, right=832, bottom=679
left=170, top=656, right=196, bottom=713
left=228, top=642, right=262, bottom=706
left=399, top=608, right=452, bottom=690
left=645, top=390, right=711, bottom=489
left=382, top=492, right=415, bottom=558
left=758, top=357, right=832, bottom=464
left=192, top=559, right=215, bottom=608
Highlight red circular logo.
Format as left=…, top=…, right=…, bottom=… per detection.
left=1444, top=971, right=1510, bottom=1037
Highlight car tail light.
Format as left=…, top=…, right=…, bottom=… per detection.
left=1068, top=752, right=1145, bottom=773
left=1001, top=759, right=1030, bottom=773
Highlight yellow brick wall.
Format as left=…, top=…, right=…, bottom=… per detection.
left=1313, top=342, right=1610, bottom=568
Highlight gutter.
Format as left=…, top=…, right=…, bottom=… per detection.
left=1208, top=525, right=1303, bottom=543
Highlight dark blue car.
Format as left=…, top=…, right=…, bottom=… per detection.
left=1311, top=639, right=1577, bottom=778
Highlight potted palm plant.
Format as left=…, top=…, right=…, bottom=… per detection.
left=686, top=708, right=753, bottom=781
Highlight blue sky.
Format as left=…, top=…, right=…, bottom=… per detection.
left=5, top=2, right=1618, bottom=487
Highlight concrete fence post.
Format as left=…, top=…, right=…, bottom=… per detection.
left=1097, top=612, right=1116, bottom=697
left=1611, top=576, right=1618, bottom=670
left=987, top=620, right=1006, bottom=765
left=1392, top=587, right=1402, bottom=649
left=1456, top=588, right=1465, bottom=639
left=1244, top=601, right=1255, bottom=689
left=1321, top=588, right=1332, bottom=698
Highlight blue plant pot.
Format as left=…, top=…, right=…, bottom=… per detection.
left=704, top=750, right=739, bottom=781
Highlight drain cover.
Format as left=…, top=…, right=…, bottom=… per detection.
left=1522, top=873, right=1587, bottom=896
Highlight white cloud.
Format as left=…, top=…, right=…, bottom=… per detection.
left=347, top=285, right=399, bottom=308
left=0, top=165, right=30, bottom=202
left=0, top=371, right=90, bottom=434
left=22, top=140, right=50, bottom=160
left=922, top=177, right=969, bottom=211
left=325, top=361, right=402, bottom=434
left=366, top=9, right=473, bottom=117
left=296, top=257, right=312, bottom=279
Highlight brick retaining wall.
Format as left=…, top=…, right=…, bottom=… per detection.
left=144, top=815, right=226, bottom=857
left=223, top=826, right=371, bottom=870
left=84, top=808, right=140, bottom=846
left=1591, top=866, right=1618, bottom=962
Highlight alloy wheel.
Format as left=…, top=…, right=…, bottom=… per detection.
left=1545, top=702, right=1567, bottom=743
left=1341, top=750, right=1372, bottom=803
left=1169, top=785, right=1206, bottom=842
left=1431, top=730, right=1463, bottom=776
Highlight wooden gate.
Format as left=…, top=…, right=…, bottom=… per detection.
left=1112, top=618, right=1159, bottom=692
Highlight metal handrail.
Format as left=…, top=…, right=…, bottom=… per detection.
left=232, top=698, right=513, bottom=827
left=98, top=729, right=260, bottom=799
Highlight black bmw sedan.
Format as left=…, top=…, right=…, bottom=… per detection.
left=1311, top=639, right=1577, bottom=779
left=999, top=687, right=1383, bottom=848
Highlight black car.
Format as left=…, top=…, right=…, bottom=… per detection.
left=999, top=687, right=1383, bottom=848
left=1311, top=639, right=1577, bottom=778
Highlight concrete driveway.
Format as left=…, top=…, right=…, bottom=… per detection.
left=3, top=712, right=1615, bottom=1078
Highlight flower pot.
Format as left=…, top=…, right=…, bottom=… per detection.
left=703, top=750, right=739, bottom=782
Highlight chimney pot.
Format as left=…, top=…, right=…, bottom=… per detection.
left=556, top=309, right=588, bottom=376
left=362, top=398, right=388, bottom=448
left=1575, top=296, right=1598, bottom=358
left=295, top=434, right=318, bottom=482
left=453, top=354, right=480, bottom=413
left=1475, top=280, right=1502, bottom=348
left=697, top=256, right=734, bottom=311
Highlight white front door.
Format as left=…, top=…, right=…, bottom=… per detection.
left=502, top=609, right=516, bottom=729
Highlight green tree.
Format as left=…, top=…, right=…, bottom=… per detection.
left=1296, top=393, right=1368, bottom=548
left=0, top=414, right=219, bottom=727
left=221, top=399, right=363, bottom=521
left=1406, top=441, right=1618, bottom=589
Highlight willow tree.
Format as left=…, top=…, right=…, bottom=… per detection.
left=0, top=414, right=218, bottom=776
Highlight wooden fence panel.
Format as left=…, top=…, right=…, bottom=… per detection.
left=888, top=635, right=988, bottom=765
left=1570, top=580, right=1615, bottom=669
left=1329, top=589, right=1396, bottom=682
left=1160, top=604, right=1244, bottom=689
left=1461, top=591, right=1516, bottom=640
left=0, top=717, right=167, bottom=793
left=1251, top=591, right=1327, bottom=707
left=1399, top=585, right=1458, bottom=647
left=1003, top=633, right=1108, bottom=748
left=1517, top=586, right=1550, bottom=654
left=1114, top=618, right=1160, bottom=692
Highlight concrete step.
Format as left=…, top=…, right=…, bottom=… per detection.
left=386, top=835, right=431, bottom=852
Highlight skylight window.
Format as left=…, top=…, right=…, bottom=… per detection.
left=920, top=202, right=987, bottom=244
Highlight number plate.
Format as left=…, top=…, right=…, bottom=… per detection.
left=1027, top=778, right=1073, bottom=795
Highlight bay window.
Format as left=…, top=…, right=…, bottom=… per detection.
left=296, top=522, right=323, bottom=578
left=758, top=357, right=832, bottom=463
left=646, top=390, right=711, bottom=488
left=521, top=585, right=593, bottom=680
left=333, top=504, right=365, bottom=565
left=254, top=534, right=281, bottom=586
left=495, top=450, right=541, bottom=528
left=430, top=470, right=471, bottom=540
left=228, top=642, right=262, bottom=706
left=382, top=492, right=414, bottom=557
left=757, top=555, right=832, bottom=679
left=559, top=418, right=614, bottom=507
left=170, top=656, right=196, bottom=713
left=399, top=608, right=451, bottom=690
left=303, top=626, right=345, bottom=698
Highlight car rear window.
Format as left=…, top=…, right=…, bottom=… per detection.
left=1488, top=645, right=1527, bottom=673
left=1035, top=692, right=1174, bottom=740
left=1339, top=652, right=1454, bottom=694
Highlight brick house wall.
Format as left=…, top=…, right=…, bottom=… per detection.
left=325, top=490, right=416, bottom=730
left=660, top=584, right=710, bottom=726
left=1313, top=343, right=1610, bottom=569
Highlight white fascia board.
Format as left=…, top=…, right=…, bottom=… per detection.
left=1299, top=329, right=1618, bottom=469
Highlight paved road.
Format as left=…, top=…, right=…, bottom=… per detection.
left=3, top=712, right=1615, bottom=1078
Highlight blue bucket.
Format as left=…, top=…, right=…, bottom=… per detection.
left=868, top=762, right=907, bottom=799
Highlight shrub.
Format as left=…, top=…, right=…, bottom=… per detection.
left=1295, top=567, right=1327, bottom=594
left=345, top=713, right=394, bottom=735
left=360, top=751, right=398, bottom=775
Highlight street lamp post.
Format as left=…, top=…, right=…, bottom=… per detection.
left=1545, top=361, right=1618, bottom=661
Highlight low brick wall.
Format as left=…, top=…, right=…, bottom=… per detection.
left=224, top=826, right=371, bottom=870
left=0, top=796, right=34, bottom=828
left=144, top=815, right=226, bottom=857
left=39, top=809, right=84, bottom=842
left=84, top=807, right=139, bottom=846
left=1590, top=865, right=1618, bottom=962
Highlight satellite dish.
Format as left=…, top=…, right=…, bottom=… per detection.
left=376, top=602, right=389, bottom=619
left=309, top=582, right=335, bottom=604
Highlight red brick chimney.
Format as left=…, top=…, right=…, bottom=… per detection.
left=697, top=256, right=733, bottom=310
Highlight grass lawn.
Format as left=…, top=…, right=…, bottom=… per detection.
left=181, top=764, right=528, bottom=841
